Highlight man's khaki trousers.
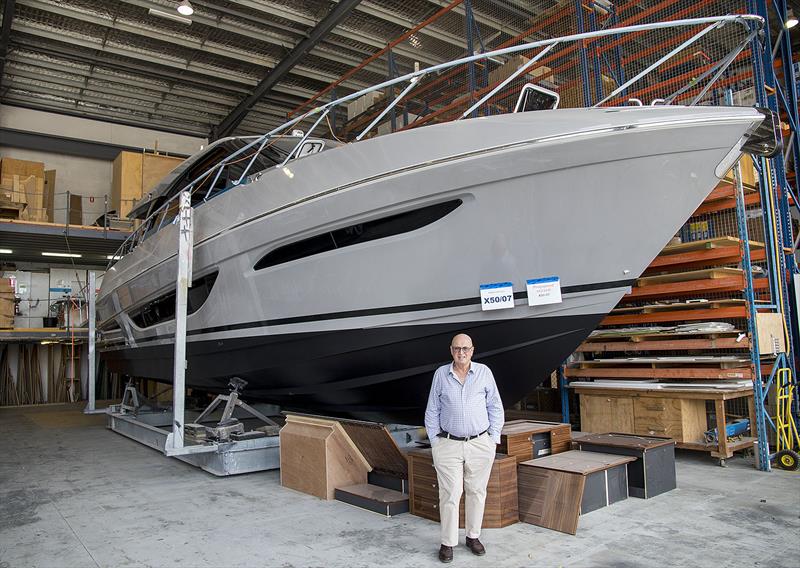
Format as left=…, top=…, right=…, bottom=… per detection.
left=431, top=433, right=496, bottom=547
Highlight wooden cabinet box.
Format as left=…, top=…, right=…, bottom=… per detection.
left=576, top=433, right=676, bottom=499
left=279, top=415, right=370, bottom=500
left=579, top=392, right=706, bottom=443
left=407, top=448, right=518, bottom=528
left=517, top=450, right=635, bottom=535
left=498, top=419, right=571, bottom=463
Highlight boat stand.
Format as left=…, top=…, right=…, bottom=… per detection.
left=101, top=192, right=281, bottom=475
left=106, top=379, right=281, bottom=476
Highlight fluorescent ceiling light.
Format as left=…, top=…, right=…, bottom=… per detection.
left=148, top=8, right=192, bottom=24
left=787, top=9, right=798, bottom=29
left=42, top=252, right=82, bottom=258
left=106, top=255, right=122, bottom=260
left=0, top=248, right=12, bottom=254
left=177, top=0, right=194, bottom=16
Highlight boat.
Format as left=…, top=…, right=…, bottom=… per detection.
left=96, top=15, right=778, bottom=424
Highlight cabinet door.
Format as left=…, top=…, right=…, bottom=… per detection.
left=579, top=395, right=634, bottom=433
left=633, top=398, right=684, bottom=440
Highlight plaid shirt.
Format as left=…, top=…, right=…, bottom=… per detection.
left=424, top=361, right=504, bottom=445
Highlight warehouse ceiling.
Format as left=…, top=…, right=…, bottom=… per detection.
left=0, top=0, right=799, bottom=140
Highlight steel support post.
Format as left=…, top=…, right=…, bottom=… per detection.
left=388, top=49, right=397, bottom=132
left=167, top=191, right=192, bottom=452
left=85, top=271, right=96, bottom=413
left=465, top=0, right=477, bottom=116
left=611, top=4, right=626, bottom=96
left=574, top=0, right=592, bottom=106
left=728, top=89, right=771, bottom=471
left=752, top=0, right=799, bottom=363
left=588, top=10, right=603, bottom=105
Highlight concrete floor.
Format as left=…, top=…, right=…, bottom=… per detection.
left=0, top=403, right=798, bottom=568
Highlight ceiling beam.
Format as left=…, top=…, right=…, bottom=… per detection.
left=212, top=0, right=364, bottom=140
left=0, top=0, right=15, bottom=87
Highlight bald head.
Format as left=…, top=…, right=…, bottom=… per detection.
left=450, top=334, right=474, bottom=366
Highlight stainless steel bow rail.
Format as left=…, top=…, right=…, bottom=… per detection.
left=106, top=14, right=763, bottom=267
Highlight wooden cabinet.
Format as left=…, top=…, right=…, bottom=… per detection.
left=517, top=450, right=635, bottom=534
left=498, top=419, right=572, bottom=462
left=407, top=448, right=518, bottom=528
left=578, top=390, right=706, bottom=443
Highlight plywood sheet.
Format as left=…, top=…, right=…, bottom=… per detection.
left=579, top=393, right=634, bottom=434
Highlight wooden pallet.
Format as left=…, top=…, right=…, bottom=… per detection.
left=636, top=267, right=743, bottom=286
left=611, top=299, right=745, bottom=314
left=601, top=305, right=748, bottom=326
left=564, top=366, right=753, bottom=380
left=646, top=238, right=766, bottom=273
left=576, top=336, right=750, bottom=352
left=572, top=356, right=750, bottom=368
left=623, top=274, right=769, bottom=301
left=694, top=191, right=760, bottom=216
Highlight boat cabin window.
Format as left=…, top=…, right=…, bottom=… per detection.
left=514, top=83, right=560, bottom=112
left=130, top=271, right=219, bottom=329
left=254, top=199, right=463, bottom=271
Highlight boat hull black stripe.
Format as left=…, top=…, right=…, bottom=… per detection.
left=101, top=314, right=605, bottom=424
left=129, top=278, right=633, bottom=343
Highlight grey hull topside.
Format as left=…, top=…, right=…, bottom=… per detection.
left=97, top=105, right=764, bottom=348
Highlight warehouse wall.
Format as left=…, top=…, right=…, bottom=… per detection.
left=0, top=105, right=207, bottom=224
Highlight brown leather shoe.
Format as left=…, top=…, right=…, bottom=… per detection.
left=438, top=545, right=454, bottom=563
left=466, top=536, right=486, bottom=556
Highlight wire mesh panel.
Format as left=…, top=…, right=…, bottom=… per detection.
left=289, top=0, right=760, bottom=142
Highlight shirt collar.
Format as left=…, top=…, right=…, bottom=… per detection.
left=449, top=362, right=474, bottom=378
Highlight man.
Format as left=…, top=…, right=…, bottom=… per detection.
left=424, top=333, right=504, bottom=563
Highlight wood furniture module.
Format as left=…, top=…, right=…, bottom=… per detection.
left=573, top=385, right=756, bottom=459
left=517, top=450, right=635, bottom=534
left=334, top=483, right=409, bottom=516
left=498, top=419, right=571, bottom=463
left=407, top=448, right=518, bottom=528
left=279, top=414, right=371, bottom=500
left=575, top=433, right=676, bottom=499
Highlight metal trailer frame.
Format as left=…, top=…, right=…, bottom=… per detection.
left=87, top=192, right=281, bottom=475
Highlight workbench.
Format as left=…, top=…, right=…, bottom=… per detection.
left=573, top=385, right=755, bottom=462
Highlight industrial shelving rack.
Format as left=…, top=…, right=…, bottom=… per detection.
left=559, top=0, right=800, bottom=472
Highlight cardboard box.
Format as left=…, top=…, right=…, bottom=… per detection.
left=488, top=55, right=552, bottom=86
left=559, top=74, right=617, bottom=108
left=0, top=157, right=45, bottom=181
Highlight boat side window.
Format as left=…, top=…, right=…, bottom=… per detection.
left=254, top=199, right=462, bottom=270
left=130, top=271, right=219, bottom=328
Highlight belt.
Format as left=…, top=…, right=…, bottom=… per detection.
left=438, top=429, right=488, bottom=442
